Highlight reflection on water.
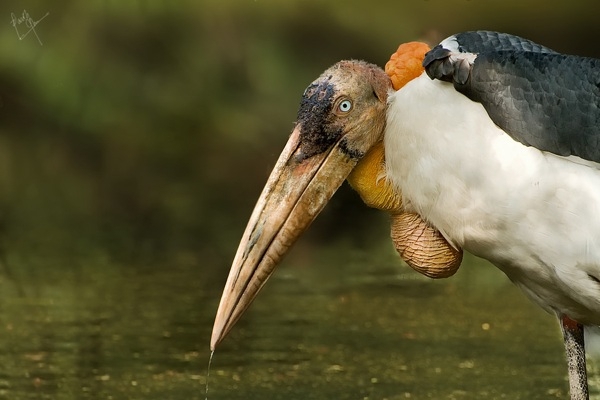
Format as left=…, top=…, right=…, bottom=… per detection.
left=1, top=240, right=597, bottom=399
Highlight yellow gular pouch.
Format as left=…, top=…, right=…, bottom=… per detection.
left=347, top=142, right=403, bottom=212
left=347, top=140, right=462, bottom=278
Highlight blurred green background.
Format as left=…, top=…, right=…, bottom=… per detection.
left=1, top=1, right=600, bottom=399
left=2, top=0, right=600, bottom=271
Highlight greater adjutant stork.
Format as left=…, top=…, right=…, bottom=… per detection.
left=211, top=31, right=600, bottom=399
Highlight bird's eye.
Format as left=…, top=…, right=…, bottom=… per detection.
left=338, top=99, right=353, bottom=113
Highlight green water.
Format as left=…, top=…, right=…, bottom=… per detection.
left=207, top=245, right=600, bottom=400
left=1, top=240, right=597, bottom=399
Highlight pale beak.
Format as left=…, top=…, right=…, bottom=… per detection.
left=210, top=123, right=359, bottom=350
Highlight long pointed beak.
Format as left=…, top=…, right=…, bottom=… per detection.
left=210, top=124, right=358, bottom=350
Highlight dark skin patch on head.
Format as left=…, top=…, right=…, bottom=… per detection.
left=339, top=137, right=364, bottom=159
left=294, top=80, right=342, bottom=161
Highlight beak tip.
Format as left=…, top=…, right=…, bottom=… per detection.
left=210, top=327, right=222, bottom=351
left=210, top=313, right=228, bottom=351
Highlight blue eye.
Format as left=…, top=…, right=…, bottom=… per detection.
left=338, top=99, right=352, bottom=113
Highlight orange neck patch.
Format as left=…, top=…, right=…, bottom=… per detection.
left=385, top=42, right=430, bottom=90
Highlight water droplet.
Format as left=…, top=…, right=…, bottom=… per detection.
left=205, top=350, right=214, bottom=400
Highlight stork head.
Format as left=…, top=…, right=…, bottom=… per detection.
left=210, top=43, right=460, bottom=350
left=210, top=60, right=390, bottom=349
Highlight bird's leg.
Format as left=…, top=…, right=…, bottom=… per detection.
left=559, top=315, right=589, bottom=400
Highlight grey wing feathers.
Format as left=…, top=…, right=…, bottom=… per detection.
left=452, top=31, right=557, bottom=54
left=423, top=46, right=470, bottom=84
left=423, top=31, right=600, bottom=163
left=423, top=31, right=556, bottom=83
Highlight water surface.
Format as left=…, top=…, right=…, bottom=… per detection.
left=1, top=240, right=597, bottom=400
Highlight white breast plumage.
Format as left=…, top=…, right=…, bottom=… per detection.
left=385, top=72, right=600, bottom=325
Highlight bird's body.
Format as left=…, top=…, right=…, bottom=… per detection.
left=386, top=72, right=600, bottom=325
left=211, top=31, right=600, bottom=399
